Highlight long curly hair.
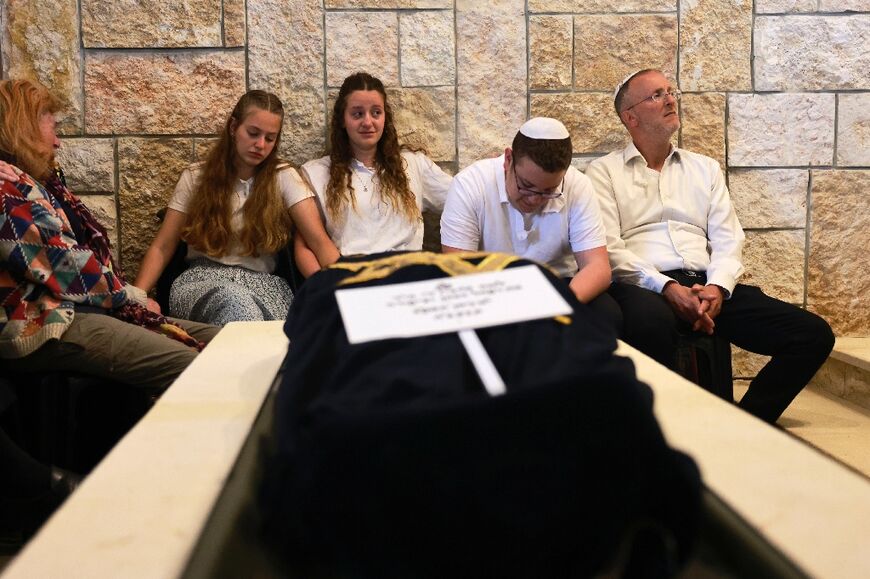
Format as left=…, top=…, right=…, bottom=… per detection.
left=183, top=90, right=293, bottom=258
left=0, top=79, right=60, bottom=181
left=325, top=72, right=418, bottom=224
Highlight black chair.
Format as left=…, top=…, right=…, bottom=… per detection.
left=154, top=240, right=189, bottom=314
left=674, top=331, right=734, bottom=402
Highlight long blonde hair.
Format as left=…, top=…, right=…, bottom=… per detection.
left=325, top=72, right=418, bottom=224
left=183, top=90, right=293, bottom=258
left=0, top=79, right=59, bottom=180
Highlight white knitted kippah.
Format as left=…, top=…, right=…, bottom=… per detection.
left=518, top=117, right=570, bottom=140
left=613, top=69, right=645, bottom=103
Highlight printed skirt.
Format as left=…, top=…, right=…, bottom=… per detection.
left=169, top=259, right=293, bottom=326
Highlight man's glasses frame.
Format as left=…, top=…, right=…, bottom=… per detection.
left=623, top=89, right=682, bottom=112
left=511, top=162, right=564, bottom=200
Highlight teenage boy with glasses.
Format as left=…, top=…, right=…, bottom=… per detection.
left=586, top=69, right=833, bottom=424
left=440, top=117, right=621, bottom=333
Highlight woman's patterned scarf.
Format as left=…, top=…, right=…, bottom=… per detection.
left=46, top=169, right=205, bottom=351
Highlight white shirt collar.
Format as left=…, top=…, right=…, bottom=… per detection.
left=623, top=141, right=681, bottom=167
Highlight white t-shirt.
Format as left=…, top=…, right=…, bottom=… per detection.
left=585, top=142, right=744, bottom=296
left=302, top=150, right=451, bottom=256
left=168, top=162, right=313, bottom=273
left=440, top=155, right=606, bottom=278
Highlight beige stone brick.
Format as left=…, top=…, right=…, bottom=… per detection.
left=223, top=0, right=246, bottom=47
left=809, top=170, right=870, bottom=335
left=84, top=52, right=246, bottom=135
left=727, top=94, right=835, bottom=167
left=456, top=0, right=526, bottom=168
left=194, top=138, right=218, bottom=162
left=755, top=16, right=870, bottom=91
left=742, top=230, right=806, bottom=304
left=531, top=93, right=629, bottom=154
left=118, top=138, right=196, bottom=275
left=679, top=92, right=725, bottom=169
left=387, top=87, right=456, bottom=163
left=732, top=346, right=769, bottom=379
left=728, top=169, right=807, bottom=229
left=0, top=0, right=82, bottom=133
left=248, top=0, right=323, bottom=91
left=843, top=364, right=870, bottom=411
left=400, top=11, right=455, bottom=87
left=79, top=194, right=119, bottom=261
left=573, top=15, right=677, bottom=91
left=81, top=0, right=222, bottom=47
left=326, top=12, right=399, bottom=87
left=679, top=0, right=751, bottom=91
left=278, top=88, right=326, bottom=166
left=810, top=357, right=870, bottom=411
left=811, top=357, right=847, bottom=397
left=530, top=16, right=572, bottom=90
left=818, top=0, right=870, bottom=11
left=755, top=0, right=815, bottom=12
left=56, top=138, right=115, bottom=193
left=529, top=0, right=676, bottom=10
left=326, top=0, right=451, bottom=6
left=837, top=94, right=870, bottom=167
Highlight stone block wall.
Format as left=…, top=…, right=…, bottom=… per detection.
left=2, top=1, right=868, bottom=365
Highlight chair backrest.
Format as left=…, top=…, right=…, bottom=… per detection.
left=154, top=241, right=189, bottom=314
left=273, top=240, right=305, bottom=293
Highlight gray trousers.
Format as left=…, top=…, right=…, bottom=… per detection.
left=5, top=313, right=220, bottom=391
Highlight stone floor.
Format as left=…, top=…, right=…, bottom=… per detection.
left=735, top=336, right=870, bottom=478
left=734, top=382, right=870, bottom=478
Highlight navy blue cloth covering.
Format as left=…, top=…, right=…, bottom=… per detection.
left=261, top=251, right=701, bottom=578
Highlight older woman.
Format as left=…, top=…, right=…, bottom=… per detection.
left=0, top=79, right=218, bottom=391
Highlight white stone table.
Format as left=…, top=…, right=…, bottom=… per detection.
left=3, top=324, right=869, bottom=578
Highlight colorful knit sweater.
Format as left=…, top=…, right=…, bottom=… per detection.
left=0, top=168, right=146, bottom=358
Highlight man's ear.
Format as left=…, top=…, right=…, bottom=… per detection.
left=620, top=109, right=637, bottom=128
left=503, top=148, right=512, bottom=171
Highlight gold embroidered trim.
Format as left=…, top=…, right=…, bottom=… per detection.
left=330, top=251, right=528, bottom=286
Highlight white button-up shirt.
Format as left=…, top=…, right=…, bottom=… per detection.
left=585, top=143, right=744, bottom=296
left=440, top=155, right=606, bottom=278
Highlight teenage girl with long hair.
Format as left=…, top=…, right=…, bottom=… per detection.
left=295, top=72, right=452, bottom=274
left=136, top=90, right=339, bottom=324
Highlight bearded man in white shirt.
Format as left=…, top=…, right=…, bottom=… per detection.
left=440, top=117, right=621, bottom=334
left=585, top=69, right=834, bottom=424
